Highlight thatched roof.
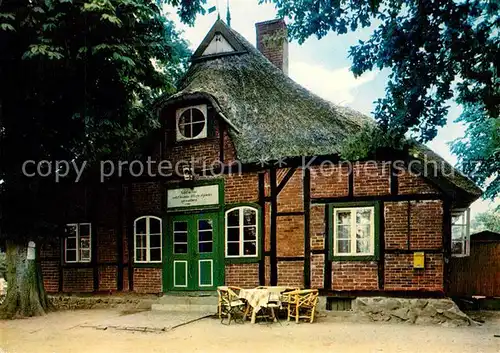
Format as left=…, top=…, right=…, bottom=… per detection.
left=156, top=19, right=481, bottom=206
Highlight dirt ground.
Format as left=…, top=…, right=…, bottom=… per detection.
left=2, top=309, right=500, bottom=353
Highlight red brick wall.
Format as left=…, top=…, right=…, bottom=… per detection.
left=41, top=261, right=59, bottom=293
left=133, top=268, right=162, bottom=293
left=311, top=254, right=324, bottom=289
left=353, top=162, right=390, bottom=196
left=385, top=254, right=443, bottom=291
left=398, top=170, right=438, bottom=195
left=99, top=266, right=117, bottom=291
left=277, top=169, right=303, bottom=212
left=331, top=262, right=379, bottom=290
left=256, top=19, right=288, bottom=73
left=224, top=172, right=259, bottom=203
left=130, top=182, right=162, bottom=215
left=225, top=264, right=260, bottom=288
left=385, top=202, right=409, bottom=250
left=409, top=200, right=443, bottom=250
left=277, top=261, right=303, bottom=287
left=63, top=268, right=93, bottom=292
left=277, top=216, right=304, bottom=257
left=310, top=205, right=325, bottom=251
left=310, top=164, right=349, bottom=198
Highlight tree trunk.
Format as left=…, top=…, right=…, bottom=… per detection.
left=0, top=240, right=51, bottom=319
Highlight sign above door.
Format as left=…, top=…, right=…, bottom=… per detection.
left=167, top=184, right=220, bottom=210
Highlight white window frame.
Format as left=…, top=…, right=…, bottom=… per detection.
left=175, top=104, right=208, bottom=142
left=451, top=208, right=470, bottom=257
left=64, top=223, right=92, bottom=263
left=333, top=207, right=375, bottom=257
left=134, top=216, right=162, bottom=263
left=225, top=206, right=259, bottom=258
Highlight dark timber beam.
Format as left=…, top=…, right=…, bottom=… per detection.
left=277, top=167, right=296, bottom=195
left=117, top=184, right=124, bottom=291
left=270, top=168, right=278, bottom=286
left=323, top=204, right=332, bottom=290
left=303, top=168, right=311, bottom=288
left=378, top=201, right=385, bottom=290
left=258, top=172, right=266, bottom=286
left=311, top=194, right=443, bottom=204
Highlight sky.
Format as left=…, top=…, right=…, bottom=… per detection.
left=163, top=0, right=498, bottom=217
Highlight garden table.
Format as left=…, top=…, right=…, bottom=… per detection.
left=239, top=286, right=294, bottom=323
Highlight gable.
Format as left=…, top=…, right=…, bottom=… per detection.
left=191, top=19, right=247, bottom=62
left=202, top=33, right=235, bottom=56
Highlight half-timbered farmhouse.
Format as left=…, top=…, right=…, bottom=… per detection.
left=40, top=19, right=482, bottom=301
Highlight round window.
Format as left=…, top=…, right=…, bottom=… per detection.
left=177, top=107, right=206, bottom=139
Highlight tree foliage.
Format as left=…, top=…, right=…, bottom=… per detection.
left=471, top=209, right=500, bottom=233
left=0, top=0, right=191, bottom=241
left=451, top=105, right=499, bottom=201
left=262, top=0, right=499, bottom=197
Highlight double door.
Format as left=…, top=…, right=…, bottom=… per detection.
left=168, top=212, right=221, bottom=290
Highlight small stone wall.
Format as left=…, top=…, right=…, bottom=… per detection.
left=353, top=297, right=474, bottom=326
left=49, top=295, right=156, bottom=311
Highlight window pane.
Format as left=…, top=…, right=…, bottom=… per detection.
left=66, top=249, right=77, bottom=262
left=191, top=108, right=205, bottom=123
left=336, top=225, right=350, bottom=239
left=452, top=241, right=463, bottom=255
left=227, top=210, right=240, bottom=227
left=356, top=209, right=371, bottom=224
left=199, top=230, right=213, bottom=242
left=337, top=211, right=351, bottom=225
left=136, top=218, right=147, bottom=234
left=80, top=249, right=91, bottom=262
left=243, top=226, right=257, bottom=241
left=67, top=225, right=77, bottom=236
left=174, top=221, right=187, bottom=232
left=199, top=219, right=213, bottom=231
left=356, top=239, right=370, bottom=253
left=356, top=224, right=370, bottom=239
left=150, top=248, right=161, bottom=261
left=337, top=239, right=350, bottom=254
left=174, top=243, right=187, bottom=254
left=227, top=227, right=240, bottom=242
left=199, top=242, right=213, bottom=253
left=174, top=232, right=187, bottom=243
left=136, top=248, right=147, bottom=261
left=227, top=243, right=240, bottom=256
left=150, top=218, right=161, bottom=234
left=191, top=122, right=205, bottom=137
left=452, top=225, right=464, bottom=240
left=243, top=242, right=256, bottom=256
left=80, top=236, right=91, bottom=249
left=66, top=237, right=77, bottom=249
left=243, top=208, right=256, bottom=225
left=150, top=233, right=161, bottom=248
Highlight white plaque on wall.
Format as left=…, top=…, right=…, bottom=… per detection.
left=167, top=184, right=219, bottom=209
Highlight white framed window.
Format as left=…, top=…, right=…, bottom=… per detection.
left=452, top=209, right=470, bottom=257
left=65, top=223, right=91, bottom=263
left=175, top=105, right=207, bottom=142
left=225, top=206, right=259, bottom=258
left=333, top=207, right=375, bottom=257
left=134, top=216, right=162, bottom=263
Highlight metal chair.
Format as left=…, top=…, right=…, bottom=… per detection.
left=217, top=286, right=247, bottom=325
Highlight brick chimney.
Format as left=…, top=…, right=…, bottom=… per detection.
left=256, top=19, right=289, bottom=75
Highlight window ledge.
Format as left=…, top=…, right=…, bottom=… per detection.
left=332, top=255, right=378, bottom=261
left=225, top=257, right=260, bottom=264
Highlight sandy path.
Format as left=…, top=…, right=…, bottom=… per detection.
left=1, top=309, right=500, bottom=353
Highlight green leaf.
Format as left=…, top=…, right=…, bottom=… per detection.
left=0, top=23, right=15, bottom=31
left=0, top=13, right=15, bottom=20
left=101, top=14, right=123, bottom=27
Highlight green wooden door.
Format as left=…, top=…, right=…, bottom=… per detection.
left=168, top=212, right=220, bottom=291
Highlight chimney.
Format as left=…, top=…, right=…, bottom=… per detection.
left=256, top=19, right=289, bottom=75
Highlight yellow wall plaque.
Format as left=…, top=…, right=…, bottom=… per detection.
left=413, top=252, right=425, bottom=269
